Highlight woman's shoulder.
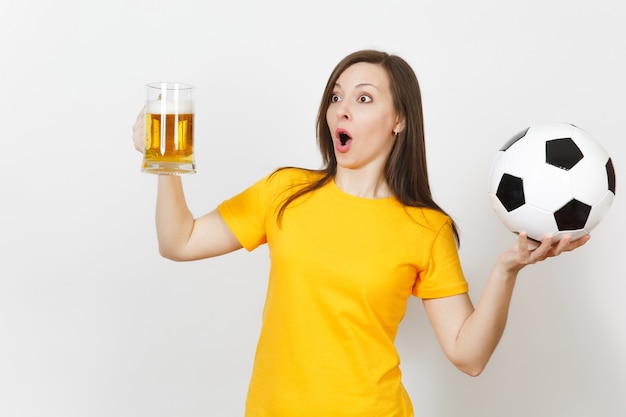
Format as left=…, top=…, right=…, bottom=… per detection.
left=266, top=167, right=325, bottom=186
left=401, top=204, right=455, bottom=232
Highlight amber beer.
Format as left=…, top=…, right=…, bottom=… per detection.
left=142, top=83, right=196, bottom=174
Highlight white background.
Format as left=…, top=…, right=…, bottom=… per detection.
left=1, top=0, right=624, bottom=416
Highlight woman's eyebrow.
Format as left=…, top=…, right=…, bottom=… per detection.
left=334, top=82, right=379, bottom=90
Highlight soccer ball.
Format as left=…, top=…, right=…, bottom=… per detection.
left=488, top=122, right=616, bottom=242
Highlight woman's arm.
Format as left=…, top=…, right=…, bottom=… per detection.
left=422, top=233, right=590, bottom=376
left=133, top=109, right=242, bottom=262
left=155, top=176, right=242, bottom=261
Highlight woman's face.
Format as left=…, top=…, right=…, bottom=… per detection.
left=326, top=62, right=403, bottom=173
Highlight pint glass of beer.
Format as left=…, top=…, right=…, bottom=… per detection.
left=142, top=82, right=195, bottom=175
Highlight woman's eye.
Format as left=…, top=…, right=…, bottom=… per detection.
left=358, top=95, right=372, bottom=103
left=330, top=94, right=342, bottom=103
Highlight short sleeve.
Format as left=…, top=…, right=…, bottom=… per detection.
left=217, top=175, right=272, bottom=251
left=412, top=219, right=469, bottom=299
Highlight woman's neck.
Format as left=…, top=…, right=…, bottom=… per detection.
left=334, top=167, right=391, bottom=199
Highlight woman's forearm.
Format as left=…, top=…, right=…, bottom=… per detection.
left=453, top=262, right=518, bottom=376
left=155, top=175, right=195, bottom=259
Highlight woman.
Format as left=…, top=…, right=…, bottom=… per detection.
left=132, top=50, right=588, bottom=417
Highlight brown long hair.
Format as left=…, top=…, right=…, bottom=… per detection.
left=276, top=50, right=459, bottom=244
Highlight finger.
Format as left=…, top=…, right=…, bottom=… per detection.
left=552, top=235, right=572, bottom=256
left=132, top=106, right=146, bottom=153
left=133, top=108, right=144, bottom=127
left=524, top=233, right=541, bottom=251
left=517, top=233, right=531, bottom=259
left=565, top=234, right=591, bottom=251
left=530, top=235, right=554, bottom=261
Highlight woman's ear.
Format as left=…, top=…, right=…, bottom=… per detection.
left=394, top=116, right=406, bottom=134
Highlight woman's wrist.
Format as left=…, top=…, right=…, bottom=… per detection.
left=493, top=254, right=523, bottom=281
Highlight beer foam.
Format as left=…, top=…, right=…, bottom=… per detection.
left=146, top=100, right=194, bottom=114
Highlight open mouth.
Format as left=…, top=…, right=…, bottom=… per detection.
left=338, top=132, right=351, bottom=145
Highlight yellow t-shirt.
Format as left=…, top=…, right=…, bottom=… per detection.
left=217, top=168, right=468, bottom=417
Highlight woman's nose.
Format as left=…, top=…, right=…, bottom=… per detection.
left=335, top=102, right=350, bottom=120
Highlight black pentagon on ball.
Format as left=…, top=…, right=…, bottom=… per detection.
left=496, top=174, right=525, bottom=212
left=606, top=158, right=616, bottom=194
left=545, top=138, right=583, bottom=170
left=500, top=127, right=529, bottom=151
left=554, top=199, right=592, bottom=231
